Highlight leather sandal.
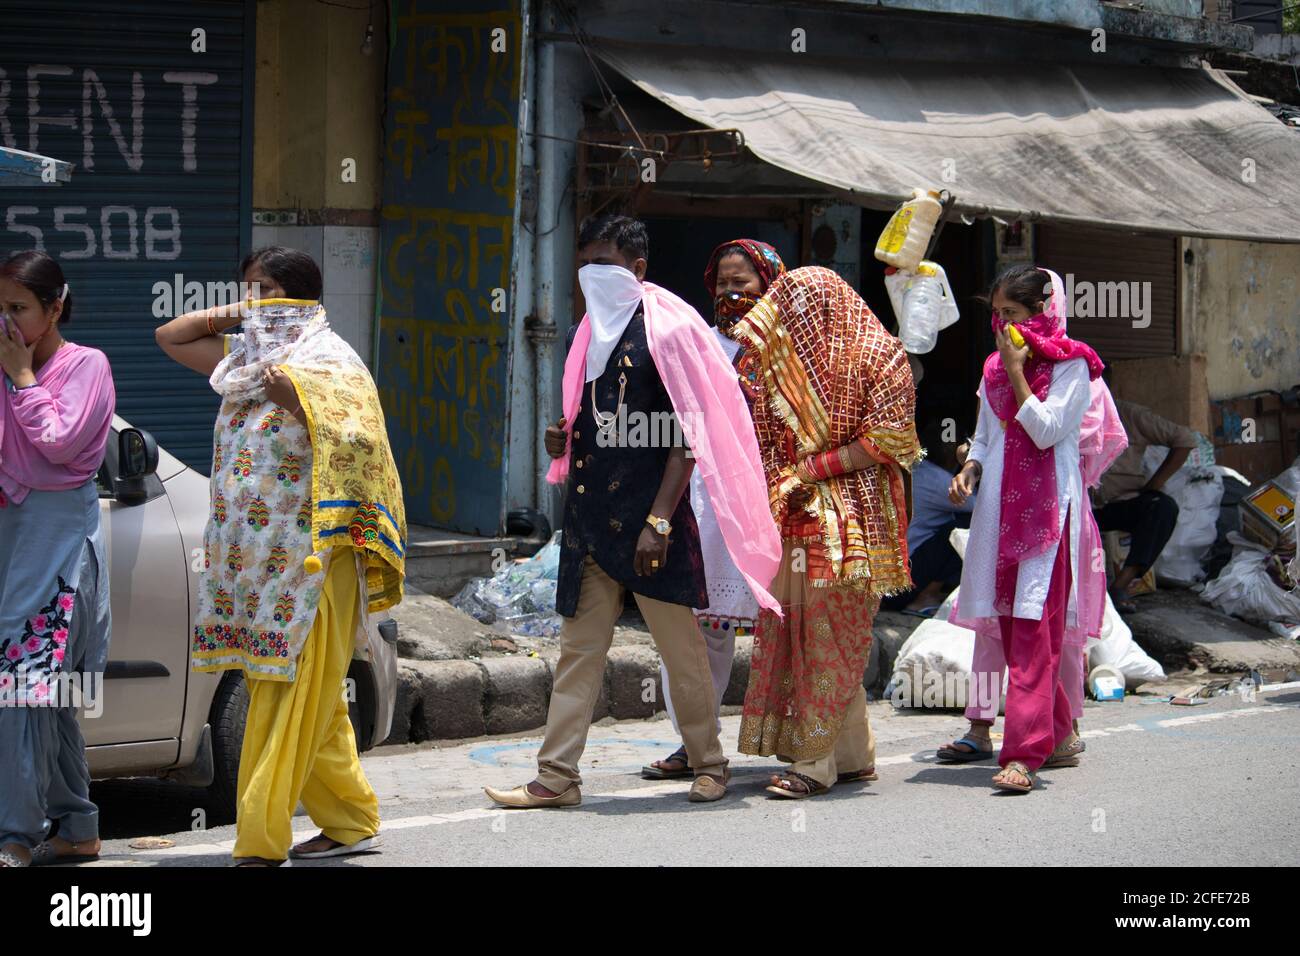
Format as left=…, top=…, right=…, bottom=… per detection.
left=765, top=771, right=829, bottom=799
left=992, top=761, right=1035, bottom=794
left=836, top=766, right=878, bottom=783
left=1042, top=735, right=1085, bottom=768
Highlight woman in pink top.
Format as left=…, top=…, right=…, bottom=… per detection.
left=0, top=251, right=115, bottom=867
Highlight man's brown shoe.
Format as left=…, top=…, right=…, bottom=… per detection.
left=484, top=783, right=581, bottom=808
left=688, top=767, right=731, bottom=803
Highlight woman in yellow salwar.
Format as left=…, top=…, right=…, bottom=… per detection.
left=729, top=266, right=921, bottom=798
left=157, top=247, right=406, bottom=866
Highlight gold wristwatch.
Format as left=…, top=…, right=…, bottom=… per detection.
left=646, top=514, right=672, bottom=535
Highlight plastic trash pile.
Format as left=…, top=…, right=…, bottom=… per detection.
left=1201, top=456, right=1300, bottom=639
left=1140, top=436, right=1225, bottom=586
left=451, top=532, right=563, bottom=640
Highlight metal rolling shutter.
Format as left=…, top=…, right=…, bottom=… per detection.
left=0, top=0, right=253, bottom=471
left=1036, top=224, right=1178, bottom=362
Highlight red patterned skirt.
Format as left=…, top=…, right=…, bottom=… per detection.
left=737, top=513, right=879, bottom=761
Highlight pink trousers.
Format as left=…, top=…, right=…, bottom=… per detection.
left=975, top=522, right=1076, bottom=771
left=965, top=634, right=1085, bottom=724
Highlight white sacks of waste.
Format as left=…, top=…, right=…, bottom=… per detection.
left=890, top=530, right=1165, bottom=710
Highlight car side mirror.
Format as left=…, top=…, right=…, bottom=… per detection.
left=113, top=428, right=159, bottom=505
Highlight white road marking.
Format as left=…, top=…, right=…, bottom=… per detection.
left=106, top=696, right=1298, bottom=864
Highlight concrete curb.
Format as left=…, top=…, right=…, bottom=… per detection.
left=384, top=592, right=1300, bottom=745
left=386, top=637, right=755, bottom=745
left=1125, top=598, right=1300, bottom=675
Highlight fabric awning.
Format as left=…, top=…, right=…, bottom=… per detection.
left=594, top=41, right=1300, bottom=242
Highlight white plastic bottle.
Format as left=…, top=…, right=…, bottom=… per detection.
left=875, top=188, right=944, bottom=271
left=900, top=262, right=943, bottom=353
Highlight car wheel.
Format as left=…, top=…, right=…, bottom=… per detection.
left=208, top=672, right=248, bottom=820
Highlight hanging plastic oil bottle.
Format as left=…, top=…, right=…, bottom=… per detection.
left=875, top=188, right=944, bottom=271
left=893, top=261, right=960, bottom=354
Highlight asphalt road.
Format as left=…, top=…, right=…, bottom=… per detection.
left=84, top=684, right=1300, bottom=867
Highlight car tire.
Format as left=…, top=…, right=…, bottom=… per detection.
left=208, top=667, right=372, bottom=818
left=208, top=672, right=249, bottom=820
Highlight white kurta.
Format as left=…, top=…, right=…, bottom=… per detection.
left=955, top=357, right=1091, bottom=626
left=690, top=330, right=759, bottom=624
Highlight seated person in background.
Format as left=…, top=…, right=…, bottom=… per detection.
left=1092, top=385, right=1198, bottom=612
left=882, top=419, right=975, bottom=616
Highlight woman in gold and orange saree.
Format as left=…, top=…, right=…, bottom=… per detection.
left=729, top=266, right=921, bottom=798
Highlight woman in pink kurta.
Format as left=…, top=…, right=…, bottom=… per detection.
left=0, top=251, right=115, bottom=868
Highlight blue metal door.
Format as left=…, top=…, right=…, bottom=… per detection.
left=377, top=0, right=522, bottom=534
left=0, top=0, right=254, bottom=471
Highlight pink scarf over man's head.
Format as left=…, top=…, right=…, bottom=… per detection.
left=548, top=281, right=783, bottom=616
left=982, top=268, right=1105, bottom=615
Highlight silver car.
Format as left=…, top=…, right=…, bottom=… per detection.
left=87, top=416, right=398, bottom=815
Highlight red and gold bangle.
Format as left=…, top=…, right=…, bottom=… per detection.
left=816, top=447, right=851, bottom=479
left=838, top=445, right=854, bottom=474
left=800, top=446, right=853, bottom=482
left=799, top=454, right=826, bottom=482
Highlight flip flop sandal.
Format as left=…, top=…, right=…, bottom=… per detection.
left=289, top=834, right=382, bottom=860
left=641, top=745, right=692, bottom=780
left=765, top=771, right=829, bottom=800
left=1043, top=737, right=1085, bottom=768
left=992, top=763, right=1035, bottom=794
left=836, top=767, right=878, bottom=783
left=936, top=736, right=994, bottom=763
left=31, top=842, right=99, bottom=866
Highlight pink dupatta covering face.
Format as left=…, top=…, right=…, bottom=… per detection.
left=548, top=281, right=783, bottom=615
left=982, top=268, right=1107, bottom=617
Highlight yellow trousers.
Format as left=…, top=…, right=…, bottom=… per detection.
left=233, top=550, right=380, bottom=862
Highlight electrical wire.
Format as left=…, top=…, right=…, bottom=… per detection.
left=554, top=2, right=648, bottom=152
left=532, top=131, right=665, bottom=157
left=1229, top=1, right=1300, bottom=22
left=523, top=180, right=574, bottom=239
